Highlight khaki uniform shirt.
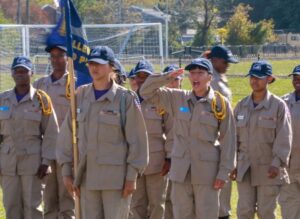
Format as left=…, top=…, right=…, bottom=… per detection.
left=140, top=73, right=236, bottom=185
left=234, top=91, right=292, bottom=186
left=141, top=100, right=173, bottom=175
left=33, top=73, right=70, bottom=126
left=282, top=92, right=300, bottom=178
left=57, top=82, right=149, bottom=190
left=211, top=69, right=232, bottom=102
left=0, top=86, right=59, bottom=176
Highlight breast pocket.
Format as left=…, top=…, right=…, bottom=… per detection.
left=236, top=119, right=248, bottom=143
left=197, top=112, right=219, bottom=142
left=144, top=109, right=163, bottom=135
left=23, top=111, right=42, bottom=135
left=97, top=113, right=125, bottom=165
left=257, top=119, right=276, bottom=143
left=98, top=113, right=122, bottom=145
left=0, top=110, right=12, bottom=135
left=175, top=112, right=191, bottom=137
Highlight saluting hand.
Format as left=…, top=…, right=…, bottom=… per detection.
left=122, top=180, right=136, bottom=198
left=268, top=166, right=279, bottom=179
left=168, top=68, right=184, bottom=79
left=213, top=179, right=225, bottom=190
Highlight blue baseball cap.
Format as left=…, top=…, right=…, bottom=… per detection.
left=289, top=65, right=300, bottom=76
left=114, top=59, right=126, bottom=76
left=88, top=46, right=115, bottom=64
left=246, top=60, right=273, bottom=78
left=127, top=68, right=136, bottom=78
left=163, top=64, right=179, bottom=73
left=45, top=45, right=67, bottom=53
left=134, top=60, right=154, bottom=75
left=163, top=64, right=183, bottom=79
left=11, top=56, right=33, bottom=71
left=210, top=45, right=238, bottom=63
left=185, top=58, right=213, bottom=74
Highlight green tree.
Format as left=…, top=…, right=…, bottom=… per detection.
left=225, top=4, right=253, bottom=45
left=250, top=19, right=276, bottom=44
left=235, top=0, right=300, bottom=32
left=192, top=0, right=219, bottom=46
left=224, top=4, right=275, bottom=45
left=0, top=9, right=13, bottom=24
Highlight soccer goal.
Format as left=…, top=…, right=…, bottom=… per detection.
left=0, top=23, right=164, bottom=90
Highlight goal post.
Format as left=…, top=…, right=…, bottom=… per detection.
left=0, top=23, right=164, bottom=90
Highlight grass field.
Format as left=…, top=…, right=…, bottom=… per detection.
left=0, top=59, right=297, bottom=218
left=227, top=59, right=300, bottom=76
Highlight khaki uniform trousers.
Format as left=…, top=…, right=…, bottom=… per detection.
left=164, top=179, right=173, bottom=219
left=130, top=173, right=168, bottom=219
left=237, top=170, right=280, bottom=219
left=43, top=161, right=74, bottom=219
left=171, top=171, right=219, bottom=219
left=2, top=174, right=43, bottom=219
left=279, top=173, right=300, bottom=219
left=218, top=181, right=232, bottom=217
left=80, top=181, right=131, bottom=219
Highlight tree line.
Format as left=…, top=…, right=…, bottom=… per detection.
left=0, top=0, right=299, bottom=47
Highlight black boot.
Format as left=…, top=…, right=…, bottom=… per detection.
left=218, top=216, right=229, bottom=219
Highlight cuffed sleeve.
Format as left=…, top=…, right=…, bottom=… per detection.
left=126, top=165, right=139, bottom=181
left=217, top=100, right=237, bottom=181
left=61, top=163, right=73, bottom=176
left=273, top=101, right=292, bottom=167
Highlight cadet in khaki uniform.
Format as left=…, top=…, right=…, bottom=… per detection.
left=0, top=56, right=59, bottom=219
left=56, top=46, right=149, bottom=219
left=165, top=64, right=183, bottom=90
left=279, top=65, right=300, bottom=219
left=33, top=44, right=74, bottom=219
left=139, top=58, right=236, bottom=219
left=129, top=60, right=172, bottom=219
left=205, top=45, right=239, bottom=219
left=127, top=69, right=138, bottom=92
left=113, top=59, right=127, bottom=86
left=207, top=45, right=238, bottom=102
left=163, top=64, right=183, bottom=219
left=233, top=61, right=292, bottom=219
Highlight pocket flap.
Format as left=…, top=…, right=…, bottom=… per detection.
left=199, top=112, right=218, bottom=127
left=99, top=113, right=120, bottom=126
left=177, top=111, right=191, bottom=121
left=257, top=119, right=276, bottom=129
left=0, top=110, right=11, bottom=120
left=26, top=145, right=40, bottom=154
left=96, top=156, right=125, bottom=165
left=55, top=96, right=70, bottom=106
left=24, top=111, right=42, bottom=121
left=144, top=108, right=162, bottom=120
left=0, top=144, right=10, bottom=154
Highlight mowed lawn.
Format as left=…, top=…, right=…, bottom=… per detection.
left=0, top=59, right=297, bottom=219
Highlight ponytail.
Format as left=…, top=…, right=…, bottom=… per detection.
left=202, top=50, right=212, bottom=59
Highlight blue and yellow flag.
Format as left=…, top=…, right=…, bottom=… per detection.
left=47, top=0, right=92, bottom=87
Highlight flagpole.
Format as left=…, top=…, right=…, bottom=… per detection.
left=67, top=57, right=81, bottom=219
